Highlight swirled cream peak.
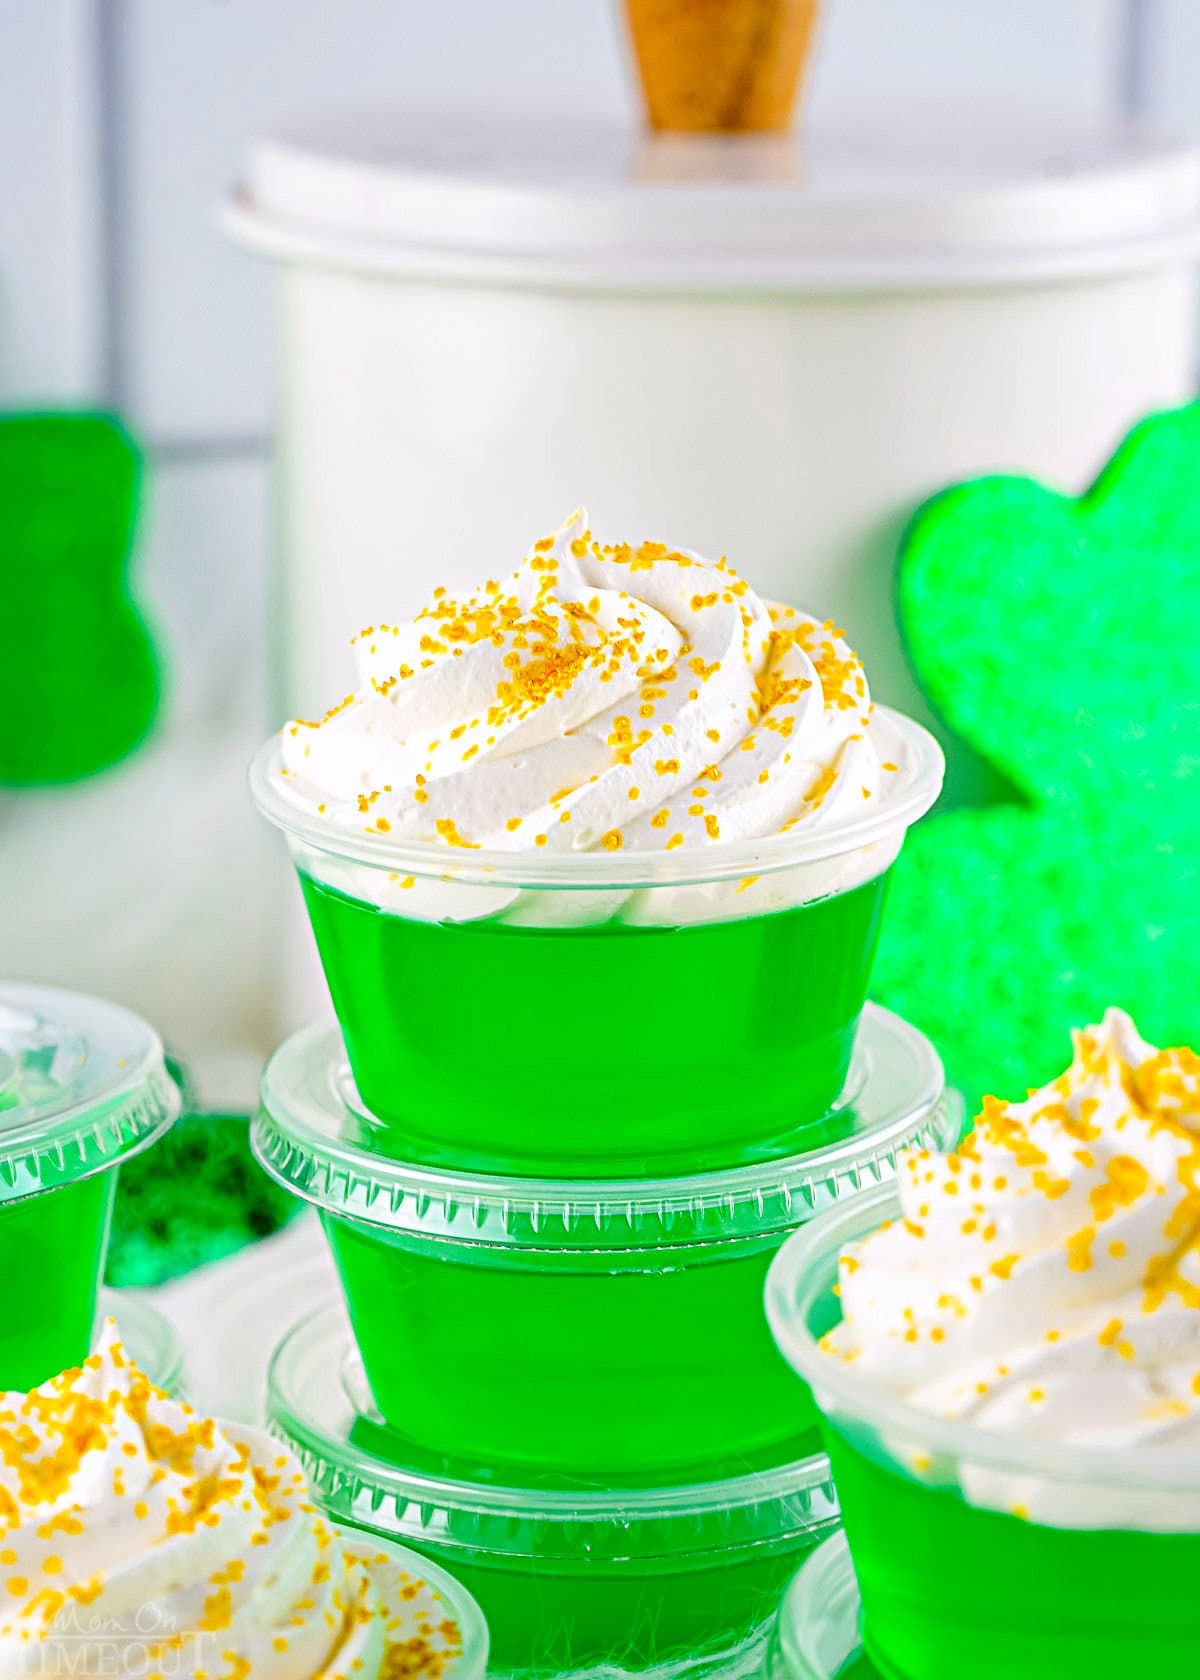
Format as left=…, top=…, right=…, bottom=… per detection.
left=0, top=1323, right=465, bottom=1678
left=825, top=1010, right=1200, bottom=1455
left=278, top=509, right=902, bottom=853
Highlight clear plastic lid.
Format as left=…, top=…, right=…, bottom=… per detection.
left=253, top=1005, right=963, bottom=1250
left=269, top=1302, right=841, bottom=1565
left=770, top=1533, right=865, bottom=1680
left=98, top=1289, right=187, bottom=1399
left=0, top=985, right=179, bottom=1202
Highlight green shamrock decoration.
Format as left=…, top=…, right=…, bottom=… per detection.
left=107, top=1113, right=304, bottom=1289
left=0, top=413, right=160, bottom=784
left=873, top=403, right=1200, bottom=1110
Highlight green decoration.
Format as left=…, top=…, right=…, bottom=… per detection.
left=874, top=403, right=1200, bottom=1110
left=0, top=412, right=160, bottom=784
left=106, top=1113, right=304, bottom=1289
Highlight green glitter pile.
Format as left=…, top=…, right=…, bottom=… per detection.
left=106, top=1113, right=303, bottom=1289
left=873, top=404, right=1200, bottom=1110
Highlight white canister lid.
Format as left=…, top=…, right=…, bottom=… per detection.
left=226, top=104, right=1200, bottom=289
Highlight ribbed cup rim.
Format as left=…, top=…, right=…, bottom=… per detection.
left=248, top=706, right=944, bottom=890
left=268, top=1302, right=840, bottom=1544
left=767, top=1179, right=1200, bottom=1494
left=252, top=1007, right=962, bottom=1247
left=0, top=985, right=180, bottom=1202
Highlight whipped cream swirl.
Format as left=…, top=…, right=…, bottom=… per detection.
left=0, top=1324, right=466, bottom=1677
left=278, top=510, right=906, bottom=858
left=825, top=1011, right=1200, bottom=1527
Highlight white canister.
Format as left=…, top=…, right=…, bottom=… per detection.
left=226, top=107, right=1200, bottom=1029
left=227, top=105, right=1200, bottom=782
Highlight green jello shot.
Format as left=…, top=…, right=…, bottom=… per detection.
left=253, top=1008, right=959, bottom=1479
left=250, top=715, right=942, bottom=1175
left=767, top=1184, right=1200, bottom=1680
left=0, top=986, right=178, bottom=1392
left=269, top=1303, right=841, bottom=1679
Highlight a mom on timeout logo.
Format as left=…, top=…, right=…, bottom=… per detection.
left=28, top=1600, right=216, bottom=1676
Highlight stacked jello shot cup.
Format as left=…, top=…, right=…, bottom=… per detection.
left=251, top=511, right=953, bottom=1676
left=767, top=1009, right=1200, bottom=1680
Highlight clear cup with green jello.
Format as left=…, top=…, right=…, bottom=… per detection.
left=767, top=1010, right=1200, bottom=1680
left=251, top=509, right=943, bottom=1174
left=254, top=1006, right=959, bottom=1479
left=269, top=1301, right=841, bottom=1680
left=0, top=985, right=178, bottom=1391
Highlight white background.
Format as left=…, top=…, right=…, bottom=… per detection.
left=1, top=0, right=1198, bottom=1098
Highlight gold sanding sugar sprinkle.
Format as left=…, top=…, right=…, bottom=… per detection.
left=373, top=561, right=660, bottom=731
left=433, top=819, right=480, bottom=850
left=803, top=765, right=838, bottom=808
left=784, top=618, right=868, bottom=712
left=379, top=1629, right=461, bottom=1680
left=755, top=634, right=816, bottom=713
left=1130, top=1044, right=1200, bottom=1113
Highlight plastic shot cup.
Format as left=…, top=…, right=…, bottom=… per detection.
left=268, top=1301, right=841, bottom=1679
left=250, top=712, right=942, bottom=1175
left=99, top=1288, right=187, bottom=1397
left=254, top=1007, right=959, bottom=1479
left=329, top=1525, right=489, bottom=1680
left=767, top=1183, right=1200, bottom=1680
left=769, top=1532, right=875, bottom=1680
left=0, top=985, right=179, bottom=1392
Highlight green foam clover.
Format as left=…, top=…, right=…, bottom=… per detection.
left=107, top=1112, right=305, bottom=1289
left=873, top=404, right=1200, bottom=1110
left=0, top=413, right=160, bottom=784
